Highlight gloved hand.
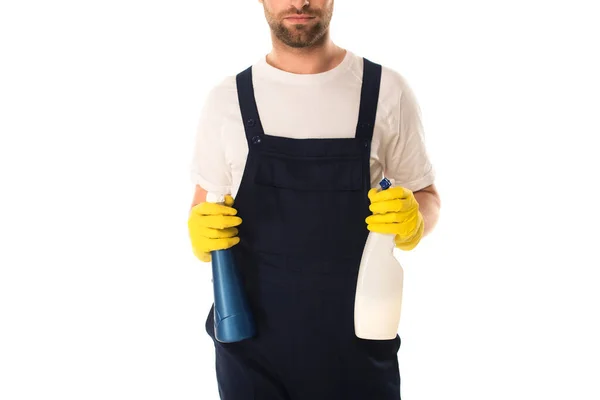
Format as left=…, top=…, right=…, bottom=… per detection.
left=365, top=186, right=424, bottom=251
left=188, top=195, right=242, bottom=262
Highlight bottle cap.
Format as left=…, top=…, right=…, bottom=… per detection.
left=379, top=177, right=392, bottom=190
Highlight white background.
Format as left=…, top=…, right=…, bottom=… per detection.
left=1, top=0, right=599, bottom=399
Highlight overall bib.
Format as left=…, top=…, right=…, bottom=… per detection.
left=205, top=57, right=401, bottom=400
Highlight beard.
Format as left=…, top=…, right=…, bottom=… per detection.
left=263, top=4, right=334, bottom=48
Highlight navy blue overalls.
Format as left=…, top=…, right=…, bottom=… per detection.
left=205, top=57, right=401, bottom=400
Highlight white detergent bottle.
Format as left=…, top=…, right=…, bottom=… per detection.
left=354, top=177, right=404, bottom=340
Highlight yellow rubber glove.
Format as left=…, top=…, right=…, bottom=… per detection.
left=366, top=186, right=424, bottom=251
left=188, top=195, right=242, bottom=262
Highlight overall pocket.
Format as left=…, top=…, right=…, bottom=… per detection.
left=251, top=150, right=367, bottom=259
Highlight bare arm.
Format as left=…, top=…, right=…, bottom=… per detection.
left=190, top=184, right=208, bottom=211
left=414, top=183, right=441, bottom=237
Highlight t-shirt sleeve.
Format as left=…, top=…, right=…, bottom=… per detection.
left=384, top=78, right=436, bottom=192
left=189, top=85, right=232, bottom=195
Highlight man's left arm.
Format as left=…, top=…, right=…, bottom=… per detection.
left=368, top=72, right=440, bottom=250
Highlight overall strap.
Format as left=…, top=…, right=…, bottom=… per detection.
left=236, top=66, right=265, bottom=147
left=355, top=57, right=382, bottom=143
left=235, top=57, right=382, bottom=146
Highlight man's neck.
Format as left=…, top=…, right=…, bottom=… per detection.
left=265, top=40, right=346, bottom=75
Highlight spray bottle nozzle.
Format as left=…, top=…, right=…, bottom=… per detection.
left=379, top=177, right=392, bottom=190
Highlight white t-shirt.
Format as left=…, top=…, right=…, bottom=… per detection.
left=189, top=49, right=435, bottom=198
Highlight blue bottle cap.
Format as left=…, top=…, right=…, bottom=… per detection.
left=379, top=177, right=392, bottom=190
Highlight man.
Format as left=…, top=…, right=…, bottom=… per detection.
left=187, top=0, right=441, bottom=398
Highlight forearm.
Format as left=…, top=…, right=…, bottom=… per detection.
left=414, top=189, right=441, bottom=237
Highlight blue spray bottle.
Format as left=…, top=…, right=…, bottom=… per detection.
left=206, top=192, right=256, bottom=343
